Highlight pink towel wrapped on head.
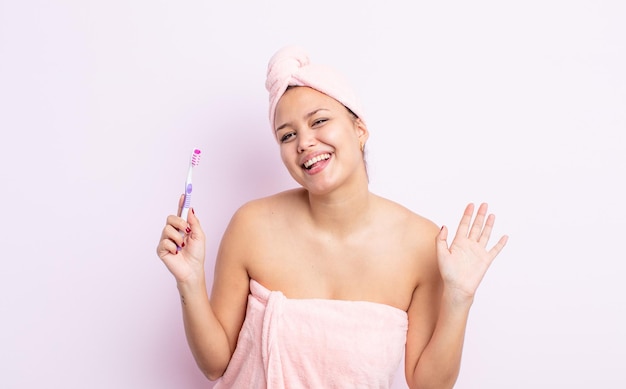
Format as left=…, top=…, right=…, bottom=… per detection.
left=214, top=279, right=408, bottom=389
left=265, top=45, right=367, bottom=132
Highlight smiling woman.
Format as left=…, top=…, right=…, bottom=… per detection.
left=274, top=86, right=368, bottom=194
left=156, top=45, right=508, bottom=389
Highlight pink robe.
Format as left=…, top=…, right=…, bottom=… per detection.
left=214, top=279, right=408, bottom=388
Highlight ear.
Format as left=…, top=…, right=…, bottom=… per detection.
left=354, top=118, right=369, bottom=144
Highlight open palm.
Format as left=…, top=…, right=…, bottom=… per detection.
left=437, top=203, right=508, bottom=300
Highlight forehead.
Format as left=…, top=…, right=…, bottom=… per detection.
left=275, top=86, right=343, bottom=118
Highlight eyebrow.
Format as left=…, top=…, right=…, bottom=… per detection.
left=275, top=108, right=330, bottom=132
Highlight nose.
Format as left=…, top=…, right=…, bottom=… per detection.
left=296, top=129, right=316, bottom=153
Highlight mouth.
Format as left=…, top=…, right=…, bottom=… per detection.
left=303, top=153, right=331, bottom=170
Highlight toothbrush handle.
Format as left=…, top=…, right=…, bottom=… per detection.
left=181, top=184, right=192, bottom=220
left=179, top=183, right=193, bottom=245
left=180, top=205, right=190, bottom=222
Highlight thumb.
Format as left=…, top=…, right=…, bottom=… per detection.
left=186, top=208, right=205, bottom=240
left=436, top=225, right=449, bottom=254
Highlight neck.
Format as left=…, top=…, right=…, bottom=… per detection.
left=305, top=178, right=372, bottom=238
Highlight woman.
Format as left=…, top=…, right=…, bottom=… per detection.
left=157, top=46, right=508, bottom=389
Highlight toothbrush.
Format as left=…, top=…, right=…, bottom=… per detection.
left=180, top=148, right=202, bottom=243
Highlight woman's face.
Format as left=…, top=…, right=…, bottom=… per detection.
left=274, top=86, right=368, bottom=194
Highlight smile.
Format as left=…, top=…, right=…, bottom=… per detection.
left=303, top=153, right=331, bottom=169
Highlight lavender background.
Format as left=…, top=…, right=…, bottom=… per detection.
left=1, top=1, right=625, bottom=388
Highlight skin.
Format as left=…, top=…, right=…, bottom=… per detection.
left=156, top=86, right=508, bottom=388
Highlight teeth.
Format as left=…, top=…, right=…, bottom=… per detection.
left=303, top=153, right=331, bottom=169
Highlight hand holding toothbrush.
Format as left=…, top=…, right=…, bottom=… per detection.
left=157, top=149, right=207, bottom=285
left=157, top=195, right=207, bottom=284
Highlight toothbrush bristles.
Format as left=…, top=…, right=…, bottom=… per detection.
left=190, top=149, right=202, bottom=167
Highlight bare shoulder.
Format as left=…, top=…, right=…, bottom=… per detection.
left=220, top=188, right=304, bottom=256
left=370, top=195, right=441, bottom=282
left=212, top=188, right=303, bottom=286
left=229, top=188, right=304, bottom=227
left=215, top=188, right=307, bottom=288
left=209, top=191, right=304, bottom=353
left=373, top=194, right=440, bottom=247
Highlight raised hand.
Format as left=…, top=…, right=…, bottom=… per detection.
left=156, top=194, right=207, bottom=285
left=436, top=203, right=508, bottom=302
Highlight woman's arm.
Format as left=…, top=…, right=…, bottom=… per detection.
left=405, top=275, right=471, bottom=389
left=157, top=197, right=250, bottom=380
left=405, top=203, right=508, bottom=389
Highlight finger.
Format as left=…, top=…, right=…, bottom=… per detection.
left=454, top=203, right=475, bottom=240
left=162, top=219, right=189, bottom=253
left=187, top=208, right=205, bottom=241
left=177, top=194, right=185, bottom=217
left=163, top=224, right=186, bottom=248
left=488, top=235, right=509, bottom=259
left=436, top=225, right=449, bottom=254
left=468, top=203, right=488, bottom=240
left=165, top=239, right=180, bottom=256
left=478, top=213, right=496, bottom=246
left=166, top=215, right=191, bottom=234
left=157, top=237, right=179, bottom=258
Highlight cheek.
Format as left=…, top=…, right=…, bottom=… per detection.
left=317, top=125, right=345, bottom=145
left=279, top=145, right=295, bottom=167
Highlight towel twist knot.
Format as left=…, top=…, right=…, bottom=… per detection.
left=265, top=46, right=310, bottom=99
left=265, top=45, right=366, bottom=134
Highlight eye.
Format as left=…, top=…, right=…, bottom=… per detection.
left=312, top=118, right=328, bottom=127
left=280, top=132, right=296, bottom=143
